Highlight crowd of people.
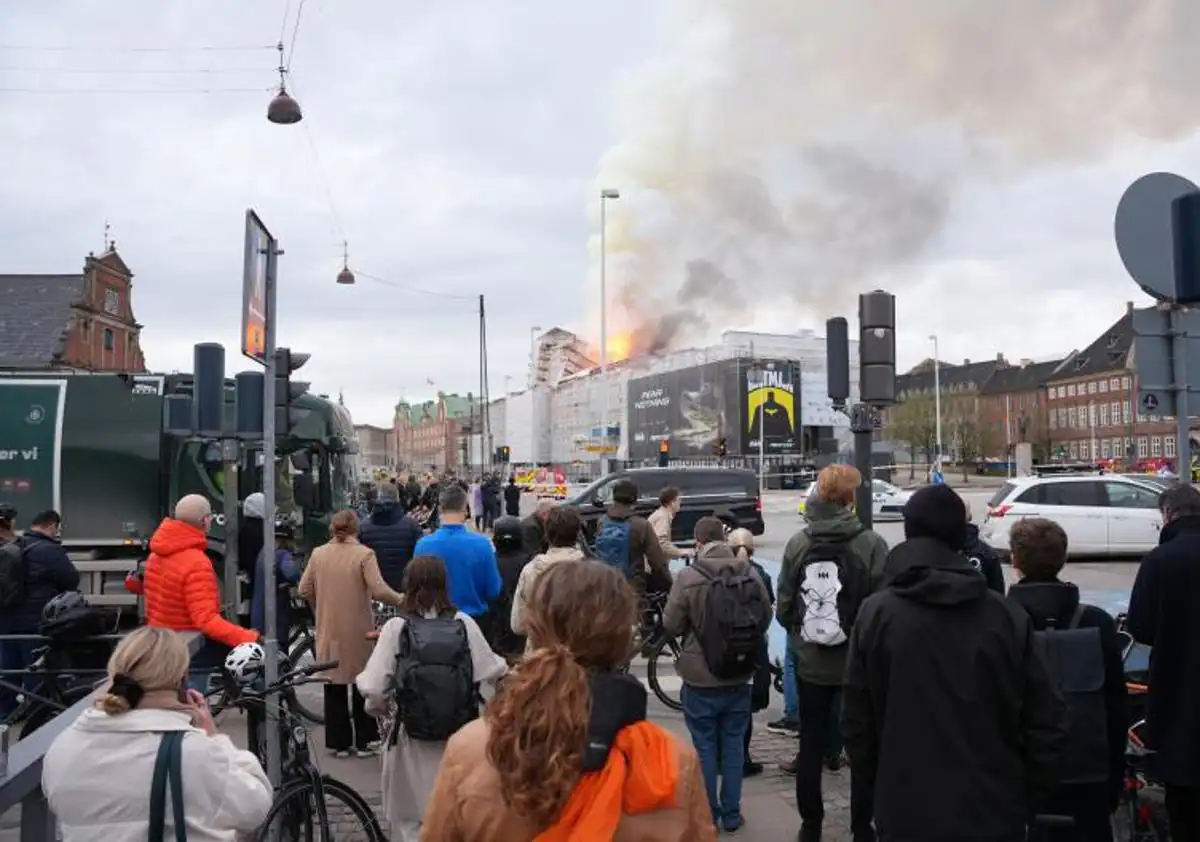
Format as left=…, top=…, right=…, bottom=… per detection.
left=5, top=456, right=1200, bottom=842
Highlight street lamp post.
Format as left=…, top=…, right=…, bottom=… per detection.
left=528, top=325, right=542, bottom=389
left=599, top=188, right=620, bottom=466
left=930, top=334, right=943, bottom=475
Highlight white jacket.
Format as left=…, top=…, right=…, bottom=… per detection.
left=509, top=546, right=586, bottom=638
left=42, top=707, right=273, bottom=842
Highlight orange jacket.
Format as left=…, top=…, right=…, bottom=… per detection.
left=143, top=518, right=258, bottom=648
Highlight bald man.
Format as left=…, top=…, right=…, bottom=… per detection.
left=144, top=494, right=258, bottom=687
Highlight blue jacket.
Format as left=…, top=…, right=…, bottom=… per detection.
left=358, top=503, right=422, bottom=591
left=4, top=532, right=80, bottom=633
left=413, top=524, right=502, bottom=618
left=250, top=547, right=301, bottom=639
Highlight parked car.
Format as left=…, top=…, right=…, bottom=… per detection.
left=568, top=466, right=764, bottom=545
left=980, top=473, right=1166, bottom=557
left=796, top=478, right=911, bottom=521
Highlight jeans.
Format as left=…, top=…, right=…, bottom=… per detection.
left=783, top=646, right=799, bottom=721
left=682, top=683, right=752, bottom=827
left=796, top=679, right=874, bottom=837
left=0, top=639, right=40, bottom=722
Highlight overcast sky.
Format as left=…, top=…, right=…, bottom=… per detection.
left=2, top=2, right=1197, bottom=427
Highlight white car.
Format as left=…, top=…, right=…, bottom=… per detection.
left=980, top=474, right=1165, bottom=557
left=798, top=478, right=911, bottom=520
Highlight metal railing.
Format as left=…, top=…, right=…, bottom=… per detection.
left=0, top=631, right=202, bottom=841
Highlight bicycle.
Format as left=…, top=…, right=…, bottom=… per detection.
left=4, top=632, right=118, bottom=738
left=213, top=657, right=387, bottom=842
left=1112, top=719, right=1170, bottom=842
left=630, top=590, right=684, bottom=711
left=282, top=598, right=324, bottom=725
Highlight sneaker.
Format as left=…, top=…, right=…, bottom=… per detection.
left=824, top=750, right=848, bottom=772
left=355, top=746, right=380, bottom=758
left=766, top=717, right=800, bottom=736
left=332, top=749, right=351, bottom=759
left=723, top=815, right=745, bottom=833
left=742, top=760, right=764, bottom=777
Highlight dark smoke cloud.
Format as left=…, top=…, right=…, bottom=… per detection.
left=594, top=0, right=1200, bottom=352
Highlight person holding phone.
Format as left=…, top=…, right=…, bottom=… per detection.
left=42, top=627, right=273, bottom=841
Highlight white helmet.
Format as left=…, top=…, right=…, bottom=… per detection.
left=225, top=641, right=265, bottom=683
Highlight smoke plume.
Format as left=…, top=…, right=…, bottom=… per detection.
left=594, top=0, right=1200, bottom=355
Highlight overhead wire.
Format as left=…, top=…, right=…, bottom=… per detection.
left=284, top=0, right=309, bottom=72
left=0, top=86, right=271, bottom=94
left=355, top=271, right=479, bottom=302
left=0, top=66, right=271, bottom=75
left=0, top=43, right=275, bottom=53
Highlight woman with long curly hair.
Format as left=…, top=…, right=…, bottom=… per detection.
left=420, top=560, right=716, bottom=841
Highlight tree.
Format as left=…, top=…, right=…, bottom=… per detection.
left=950, top=403, right=1000, bottom=482
left=887, top=393, right=937, bottom=479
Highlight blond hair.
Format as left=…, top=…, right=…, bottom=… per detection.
left=98, top=627, right=190, bottom=715
left=728, top=527, right=755, bottom=560
left=816, top=464, right=862, bottom=507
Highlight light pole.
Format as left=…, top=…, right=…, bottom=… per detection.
left=528, top=325, right=542, bottom=389
left=930, top=334, right=943, bottom=475
left=751, top=366, right=765, bottom=499
left=599, top=188, right=620, bottom=462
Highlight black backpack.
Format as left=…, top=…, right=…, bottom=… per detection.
left=694, top=562, right=769, bottom=681
left=793, top=527, right=868, bottom=647
left=393, top=613, right=478, bottom=742
left=0, top=537, right=29, bottom=611
left=1032, top=605, right=1110, bottom=785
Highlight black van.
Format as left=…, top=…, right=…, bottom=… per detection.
left=567, top=466, right=764, bottom=545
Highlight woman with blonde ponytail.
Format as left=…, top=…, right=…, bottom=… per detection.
left=421, top=560, right=717, bottom=841
left=41, top=627, right=272, bottom=841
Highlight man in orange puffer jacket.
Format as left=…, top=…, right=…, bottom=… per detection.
left=143, top=494, right=259, bottom=687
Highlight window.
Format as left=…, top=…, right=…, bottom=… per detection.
left=1098, top=379, right=1108, bottom=393
left=1125, top=437, right=1134, bottom=456
left=1165, top=436, right=1177, bottom=459
left=1088, top=381, right=1097, bottom=394
left=1041, top=481, right=1104, bottom=507
left=1101, top=439, right=1110, bottom=458
left=1112, top=437, right=1123, bottom=456
left=1068, top=384, right=1077, bottom=397
left=1089, top=404, right=1098, bottom=428
left=1122, top=400, right=1131, bottom=424
left=1080, top=441, right=1089, bottom=460
left=1110, top=402, right=1120, bottom=424
left=1100, top=404, right=1110, bottom=426
left=102, top=328, right=115, bottom=351
left=1069, top=442, right=1079, bottom=459
left=1122, top=377, right=1131, bottom=389
left=1110, top=377, right=1120, bottom=390
left=1049, top=410, right=1057, bottom=430
left=80, top=319, right=90, bottom=339
left=1137, top=436, right=1149, bottom=458
left=103, top=287, right=119, bottom=315
left=1151, top=436, right=1162, bottom=457
left=1067, top=406, right=1077, bottom=428
left=1105, top=482, right=1160, bottom=509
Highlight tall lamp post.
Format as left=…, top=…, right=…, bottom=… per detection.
left=930, top=334, right=943, bottom=475
left=599, top=188, right=620, bottom=463
left=528, top=325, right=542, bottom=389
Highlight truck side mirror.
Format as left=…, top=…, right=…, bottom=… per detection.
left=290, top=450, right=312, bottom=472
left=293, top=474, right=316, bottom=509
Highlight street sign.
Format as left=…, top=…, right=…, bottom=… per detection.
left=1115, top=172, right=1200, bottom=302
left=241, top=210, right=273, bottom=365
left=1131, top=305, right=1200, bottom=417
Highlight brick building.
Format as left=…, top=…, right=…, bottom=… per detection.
left=978, top=358, right=1064, bottom=460
left=887, top=355, right=1006, bottom=462
left=0, top=247, right=147, bottom=373
left=392, top=392, right=478, bottom=472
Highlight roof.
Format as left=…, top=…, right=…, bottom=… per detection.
left=897, top=357, right=1004, bottom=395
left=1044, top=312, right=1132, bottom=381
left=980, top=358, right=1066, bottom=395
left=0, top=274, right=85, bottom=368
left=395, top=393, right=484, bottom=426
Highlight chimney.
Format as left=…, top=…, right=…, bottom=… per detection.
left=963, top=358, right=971, bottom=366
left=1126, top=300, right=1134, bottom=315
left=1020, top=358, right=1033, bottom=367
left=997, top=352, right=1004, bottom=362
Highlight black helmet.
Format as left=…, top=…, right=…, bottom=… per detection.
left=43, top=590, right=88, bottom=623
left=492, top=516, right=523, bottom=552
left=0, top=503, right=14, bottom=525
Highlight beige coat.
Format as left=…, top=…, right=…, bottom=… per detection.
left=648, top=505, right=684, bottom=560
left=298, top=537, right=403, bottom=684
left=420, top=718, right=717, bottom=841
left=509, top=546, right=586, bottom=642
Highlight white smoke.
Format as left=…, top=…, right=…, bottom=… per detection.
left=593, top=0, right=1200, bottom=353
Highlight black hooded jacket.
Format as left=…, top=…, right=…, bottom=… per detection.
left=358, top=503, right=422, bottom=591
left=1006, top=578, right=1127, bottom=806
left=964, top=522, right=1006, bottom=594
left=842, top=538, right=1068, bottom=842
left=1127, top=513, right=1200, bottom=785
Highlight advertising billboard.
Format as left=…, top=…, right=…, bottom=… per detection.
left=743, top=359, right=803, bottom=455
left=626, top=362, right=738, bottom=460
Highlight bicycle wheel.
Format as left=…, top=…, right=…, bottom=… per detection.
left=287, top=633, right=325, bottom=725
left=22, top=683, right=94, bottom=739
left=257, top=775, right=386, bottom=842
left=647, top=635, right=683, bottom=712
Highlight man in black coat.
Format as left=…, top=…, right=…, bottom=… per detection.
left=842, top=485, right=1067, bottom=842
left=1128, top=483, right=1200, bottom=840
left=964, top=503, right=1006, bottom=594
left=0, top=509, right=80, bottom=722
left=1006, top=517, right=1127, bottom=839
left=358, top=483, right=422, bottom=591
left=503, top=475, right=522, bottom=517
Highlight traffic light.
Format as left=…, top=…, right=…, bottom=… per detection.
left=717, top=436, right=728, bottom=458
left=498, top=445, right=511, bottom=463
left=658, top=439, right=670, bottom=467
left=274, top=347, right=311, bottom=436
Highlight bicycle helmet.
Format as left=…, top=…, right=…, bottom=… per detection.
left=492, top=516, right=523, bottom=552
left=42, top=590, right=87, bottom=623
left=0, top=503, right=15, bottom=524
left=225, top=641, right=265, bottom=684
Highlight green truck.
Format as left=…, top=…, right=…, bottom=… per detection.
left=0, top=372, right=359, bottom=609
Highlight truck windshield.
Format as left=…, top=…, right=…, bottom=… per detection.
left=331, top=452, right=358, bottom=510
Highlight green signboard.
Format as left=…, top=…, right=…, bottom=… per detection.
left=0, top=380, right=64, bottom=517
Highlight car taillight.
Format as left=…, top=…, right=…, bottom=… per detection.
left=988, top=503, right=1014, bottom=518
left=755, top=495, right=762, bottom=513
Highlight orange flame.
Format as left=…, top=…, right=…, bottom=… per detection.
left=606, top=332, right=633, bottom=363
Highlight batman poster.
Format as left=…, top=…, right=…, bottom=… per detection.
left=745, top=361, right=801, bottom=454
